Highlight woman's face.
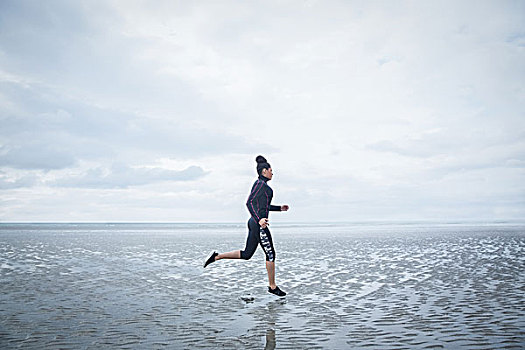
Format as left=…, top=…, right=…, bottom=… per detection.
left=262, top=167, right=273, bottom=180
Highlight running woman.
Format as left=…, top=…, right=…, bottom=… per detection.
left=204, top=155, right=289, bottom=297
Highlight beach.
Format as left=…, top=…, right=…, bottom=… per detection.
left=1, top=222, right=524, bottom=349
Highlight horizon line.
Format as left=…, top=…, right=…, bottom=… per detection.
left=1, top=219, right=524, bottom=225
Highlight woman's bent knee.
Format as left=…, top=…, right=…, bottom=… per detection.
left=240, top=250, right=255, bottom=260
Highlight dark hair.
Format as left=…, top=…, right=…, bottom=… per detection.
left=256, top=155, right=271, bottom=175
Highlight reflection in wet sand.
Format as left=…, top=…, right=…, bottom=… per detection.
left=265, top=327, right=276, bottom=350
left=264, top=325, right=277, bottom=350
left=0, top=223, right=524, bottom=349
left=263, top=299, right=285, bottom=349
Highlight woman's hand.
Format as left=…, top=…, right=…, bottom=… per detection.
left=259, top=218, right=269, bottom=228
left=281, top=205, right=289, bottom=212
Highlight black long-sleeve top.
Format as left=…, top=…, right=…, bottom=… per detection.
left=246, top=175, right=281, bottom=223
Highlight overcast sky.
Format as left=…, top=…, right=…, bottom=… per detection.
left=1, top=0, right=524, bottom=223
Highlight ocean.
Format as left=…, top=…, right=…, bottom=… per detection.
left=1, top=222, right=524, bottom=349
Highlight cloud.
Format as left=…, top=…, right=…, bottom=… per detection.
left=1, top=0, right=275, bottom=174
left=0, top=171, right=38, bottom=189
left=0, top=77, right=272, bottom=172
left=366, top=126, right=525, bottom=174
left=50, top=163, right=208, bottom=189
left=0, top=141, right=76, bottom=170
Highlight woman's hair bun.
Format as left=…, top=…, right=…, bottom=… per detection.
left=256, top=155, right=267, bottom=164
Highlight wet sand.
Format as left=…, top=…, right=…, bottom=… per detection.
left=1, top=223, right=524, bottom=349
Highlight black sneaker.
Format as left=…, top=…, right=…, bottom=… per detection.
left=268, top=286, right=286, bottom=297
left=204, top=251, right=218, bottom=268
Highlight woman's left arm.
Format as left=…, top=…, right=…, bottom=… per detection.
left=269, top=205, right=281, bottom=211
left=270, top=205, right=289, bottom=211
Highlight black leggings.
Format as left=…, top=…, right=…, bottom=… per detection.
left=240, top=217, right=276, bottom=262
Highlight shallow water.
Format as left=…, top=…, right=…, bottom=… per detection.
left=1, top=223, right=524, bottom=349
